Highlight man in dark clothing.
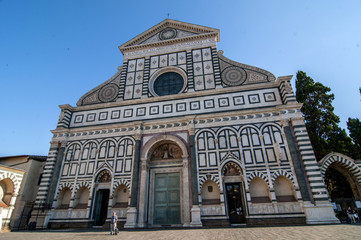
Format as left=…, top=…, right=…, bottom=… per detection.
left=347, top=207, right=356, bottom=224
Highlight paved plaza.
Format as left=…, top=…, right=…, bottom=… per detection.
left=1, top=224, right=361, bottom=240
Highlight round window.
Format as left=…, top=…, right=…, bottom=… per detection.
left=153, top=72, right=184, bottom=96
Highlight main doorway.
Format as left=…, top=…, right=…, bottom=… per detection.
left=153, top=172, right=181, bottom=225
left=225, top=183, right=246, bottom=224
left=93, top=189, right=110, bottom=226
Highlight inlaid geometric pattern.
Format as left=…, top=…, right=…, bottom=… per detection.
left=70, top=89, right=280, bottom=127
left=111, top=110, right=121, bottom=119
left=264, top=92, right=276, bottom=102
left=192, top=48, right=215, bottom=91
left=99, top=112, right=108, bottom=121
left=86, top=113, right=96, bottom=122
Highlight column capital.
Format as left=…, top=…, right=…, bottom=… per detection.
left=134, top=122, right=143, bottom=140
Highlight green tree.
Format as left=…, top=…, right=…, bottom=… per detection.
left=327, top=126, right=355, bottom=158
left=295, top=71, right=353, bottom=160
left=347, top=117, right=361, bottom=159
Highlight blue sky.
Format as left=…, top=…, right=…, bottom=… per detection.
left=0, top=0, right=360, bottom=156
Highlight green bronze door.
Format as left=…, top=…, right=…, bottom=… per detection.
left=153, top=172, right=181, bottom=225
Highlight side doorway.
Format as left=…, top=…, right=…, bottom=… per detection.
left=93, top=189, right=110, bottom=226
left=222, top=162, right=247, bottom=225
left=225, top=183, right=246, bottom=224
left=92, top=170, right=111, bottom=227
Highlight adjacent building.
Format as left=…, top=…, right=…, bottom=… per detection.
left=0, top=155, right=46, bottom=231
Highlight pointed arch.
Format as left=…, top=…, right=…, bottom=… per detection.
left=95, top=168, right=112, bottom=183
left=221, top=161, right=243, bottom=176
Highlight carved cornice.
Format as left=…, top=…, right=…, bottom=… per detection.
left=119, top=19, right=220, bottom=52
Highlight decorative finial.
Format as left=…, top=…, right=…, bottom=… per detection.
left=167, top=13, right=170, bottom=19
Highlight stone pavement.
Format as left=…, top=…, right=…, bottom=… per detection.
left=1, top=224, right=361, bottom=240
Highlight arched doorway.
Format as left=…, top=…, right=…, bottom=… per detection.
left=92, top=170, right=111, bottom=226
left=222, top=161, right=246, bottom=224
left=149, top=141, right=183, bottom=225
left=320, top=153, right=361, bottom=221
left=137, top=134, right=190, bottom=227
left=325, top=165, right=360, bottom=208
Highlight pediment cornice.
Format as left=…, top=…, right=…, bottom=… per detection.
left=118, top=19, right=220, bottom=54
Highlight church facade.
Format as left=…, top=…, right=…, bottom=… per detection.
left=32, top=19, right=339, bottom=228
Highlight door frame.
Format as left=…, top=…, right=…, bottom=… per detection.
left=223, top=176, right=248, bottom=224
left=224, top=182, right=246, bottom=224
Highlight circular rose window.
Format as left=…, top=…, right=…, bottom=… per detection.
left=153, top=72, right=184, bottom=96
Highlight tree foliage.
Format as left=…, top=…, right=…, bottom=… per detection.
left=347, top=117, right=361, bottom=159
left=295, top=71, right=357, bottom=160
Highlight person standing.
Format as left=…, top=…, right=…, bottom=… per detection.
left=110, top=212, right=118, bottom=235
left=347, top=206, right=356, bottom=224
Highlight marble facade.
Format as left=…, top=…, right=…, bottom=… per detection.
left=31, top=19, right=339, bottom=229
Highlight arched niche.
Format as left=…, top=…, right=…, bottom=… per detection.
left=273, top=176, right=297, bottom=202
left=249, top=177, right=271, bottom=203
left=113, top=184, right=129, bottom=208
left=56, top=187, right=72, bottom=209
left=0, top=178, right=14, bottom=206
left=74, top=187, right=90, bottom=209
left=201, top=180, right=220, bottom=205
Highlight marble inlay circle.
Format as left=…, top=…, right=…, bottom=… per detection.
left=159, top=28, right=177, bottom=40
left=99, top=83, right=118, bottom=102
left=221, top=67, right=247, bottom=86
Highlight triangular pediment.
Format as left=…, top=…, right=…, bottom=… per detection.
left=220, top=151, right=241, bottom=163
left=119, top=19, right=220, bottom=54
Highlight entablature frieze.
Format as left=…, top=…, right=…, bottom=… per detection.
left=67, top=87, right=302, bottom=129
left=51, top=106, right=303, bottom=142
